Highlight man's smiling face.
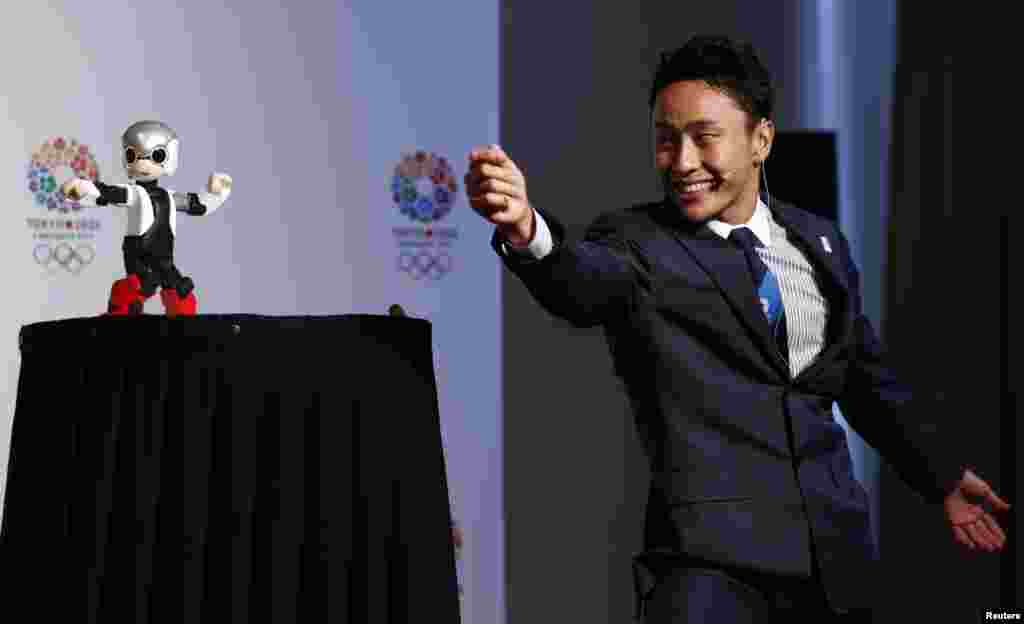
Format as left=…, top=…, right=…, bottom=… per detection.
left=653, top=79, right=772, bottom=225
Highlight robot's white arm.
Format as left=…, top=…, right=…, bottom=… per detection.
left=174, top=172, right=232, bottom=216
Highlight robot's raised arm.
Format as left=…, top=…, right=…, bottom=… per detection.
left=173, top=173, right=231, bottom=216
left=173, top=190, right=228, bottom=216
left=173, top=191, right=208, bottom=216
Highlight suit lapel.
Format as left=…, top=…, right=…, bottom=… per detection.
left=654, top=196, right=855, bottom=383
left=659, top=210, right=791, bottom=381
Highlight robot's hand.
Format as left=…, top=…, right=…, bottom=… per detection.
left=208, top=172, right=232, bottom=195
left=60, top=178, right=90, bottom=201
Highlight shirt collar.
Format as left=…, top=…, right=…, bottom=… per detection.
left=706, top=195, right=772, bottom=247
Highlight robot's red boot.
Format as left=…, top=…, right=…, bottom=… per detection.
left=106, top=275, right=146, bottom=316
left=160, top=288, right=197, bottom=318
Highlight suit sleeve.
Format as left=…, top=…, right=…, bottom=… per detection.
left=490, top=204, right=653, bottom=328
left=834, top=227, right=965, bottom=505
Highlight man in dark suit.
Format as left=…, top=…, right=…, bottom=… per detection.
left=465, top=35, right=1009, bottom=623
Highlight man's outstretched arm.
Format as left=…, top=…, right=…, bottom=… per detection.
left=832, top=226, right=1009, bottom=552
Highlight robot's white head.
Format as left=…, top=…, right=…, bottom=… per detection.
left=121, top=120, right=180, bottom=180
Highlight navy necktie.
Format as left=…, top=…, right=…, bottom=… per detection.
left=728, top=227, right=789, bottom=363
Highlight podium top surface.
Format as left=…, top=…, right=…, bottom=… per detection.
left=18, top=314, right=431, bottom=354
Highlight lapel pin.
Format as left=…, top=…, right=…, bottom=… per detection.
left=820, top=236, right=832, bottom=254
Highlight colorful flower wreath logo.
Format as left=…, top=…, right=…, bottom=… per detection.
left=391, top=150, right=458, bottom=224
left=26, top=137, right=100, bottom=214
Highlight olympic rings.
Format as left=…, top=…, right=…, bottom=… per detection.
left=397, top=250, right=453, bottom=280
left=33, top=242, right=95, bottom=275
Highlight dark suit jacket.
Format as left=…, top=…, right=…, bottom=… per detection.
left=490, top=196, right=964, bottom=613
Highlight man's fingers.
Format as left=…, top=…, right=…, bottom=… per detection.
left=469, top=192, right=513, bottom=210
left=976, top=522, right=999, bottom=550
left=464, top=175, right=515, bottom=200
left=468, top=144, right=511, bottom=167
left=465, top=162, right=525, bottom=208
left=473, top=162, right=519, bottom=183
left=464, top=166, right=519, bottom=193
left=965, top=523, right=989, bottom=549
left=465, top=144, right=530, bottom=229
left=988, top=490, right=1012, bottom=510
left=476, top=178, right=523, bottom=199
left=468, top=144, right=506, bottom=160
left=978, top=514, right=1006, bottom=547
left=981, top=514, right=1006, bottom=545
left=954, top=525, right=975, bottom=549
left=468, top=192, right=521, bottom=221
left=966, top=521, right=996, bottom=550
left=977, top=521, right=1001, bottom=550
left=467, top=145, right=493, bottom=160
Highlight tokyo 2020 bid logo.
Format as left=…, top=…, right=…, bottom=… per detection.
left=391, top=150, right=459, bottom=281
left=24, top=136, right=104, bottom=275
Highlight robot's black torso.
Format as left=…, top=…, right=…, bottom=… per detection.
left=135, top=179, right=174, bottom=258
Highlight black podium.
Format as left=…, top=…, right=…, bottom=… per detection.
left=0, top=314, right=461, bottom=623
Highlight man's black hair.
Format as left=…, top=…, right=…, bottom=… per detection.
left=649, top=34, right=774, bottom=132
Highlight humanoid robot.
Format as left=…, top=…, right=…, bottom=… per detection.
left=62, top=120, right=231, bottom=317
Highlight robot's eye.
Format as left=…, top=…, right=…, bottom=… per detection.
left=151, top=148, right=167, bottom=164
left=124, top=148, right=137, bottom=164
